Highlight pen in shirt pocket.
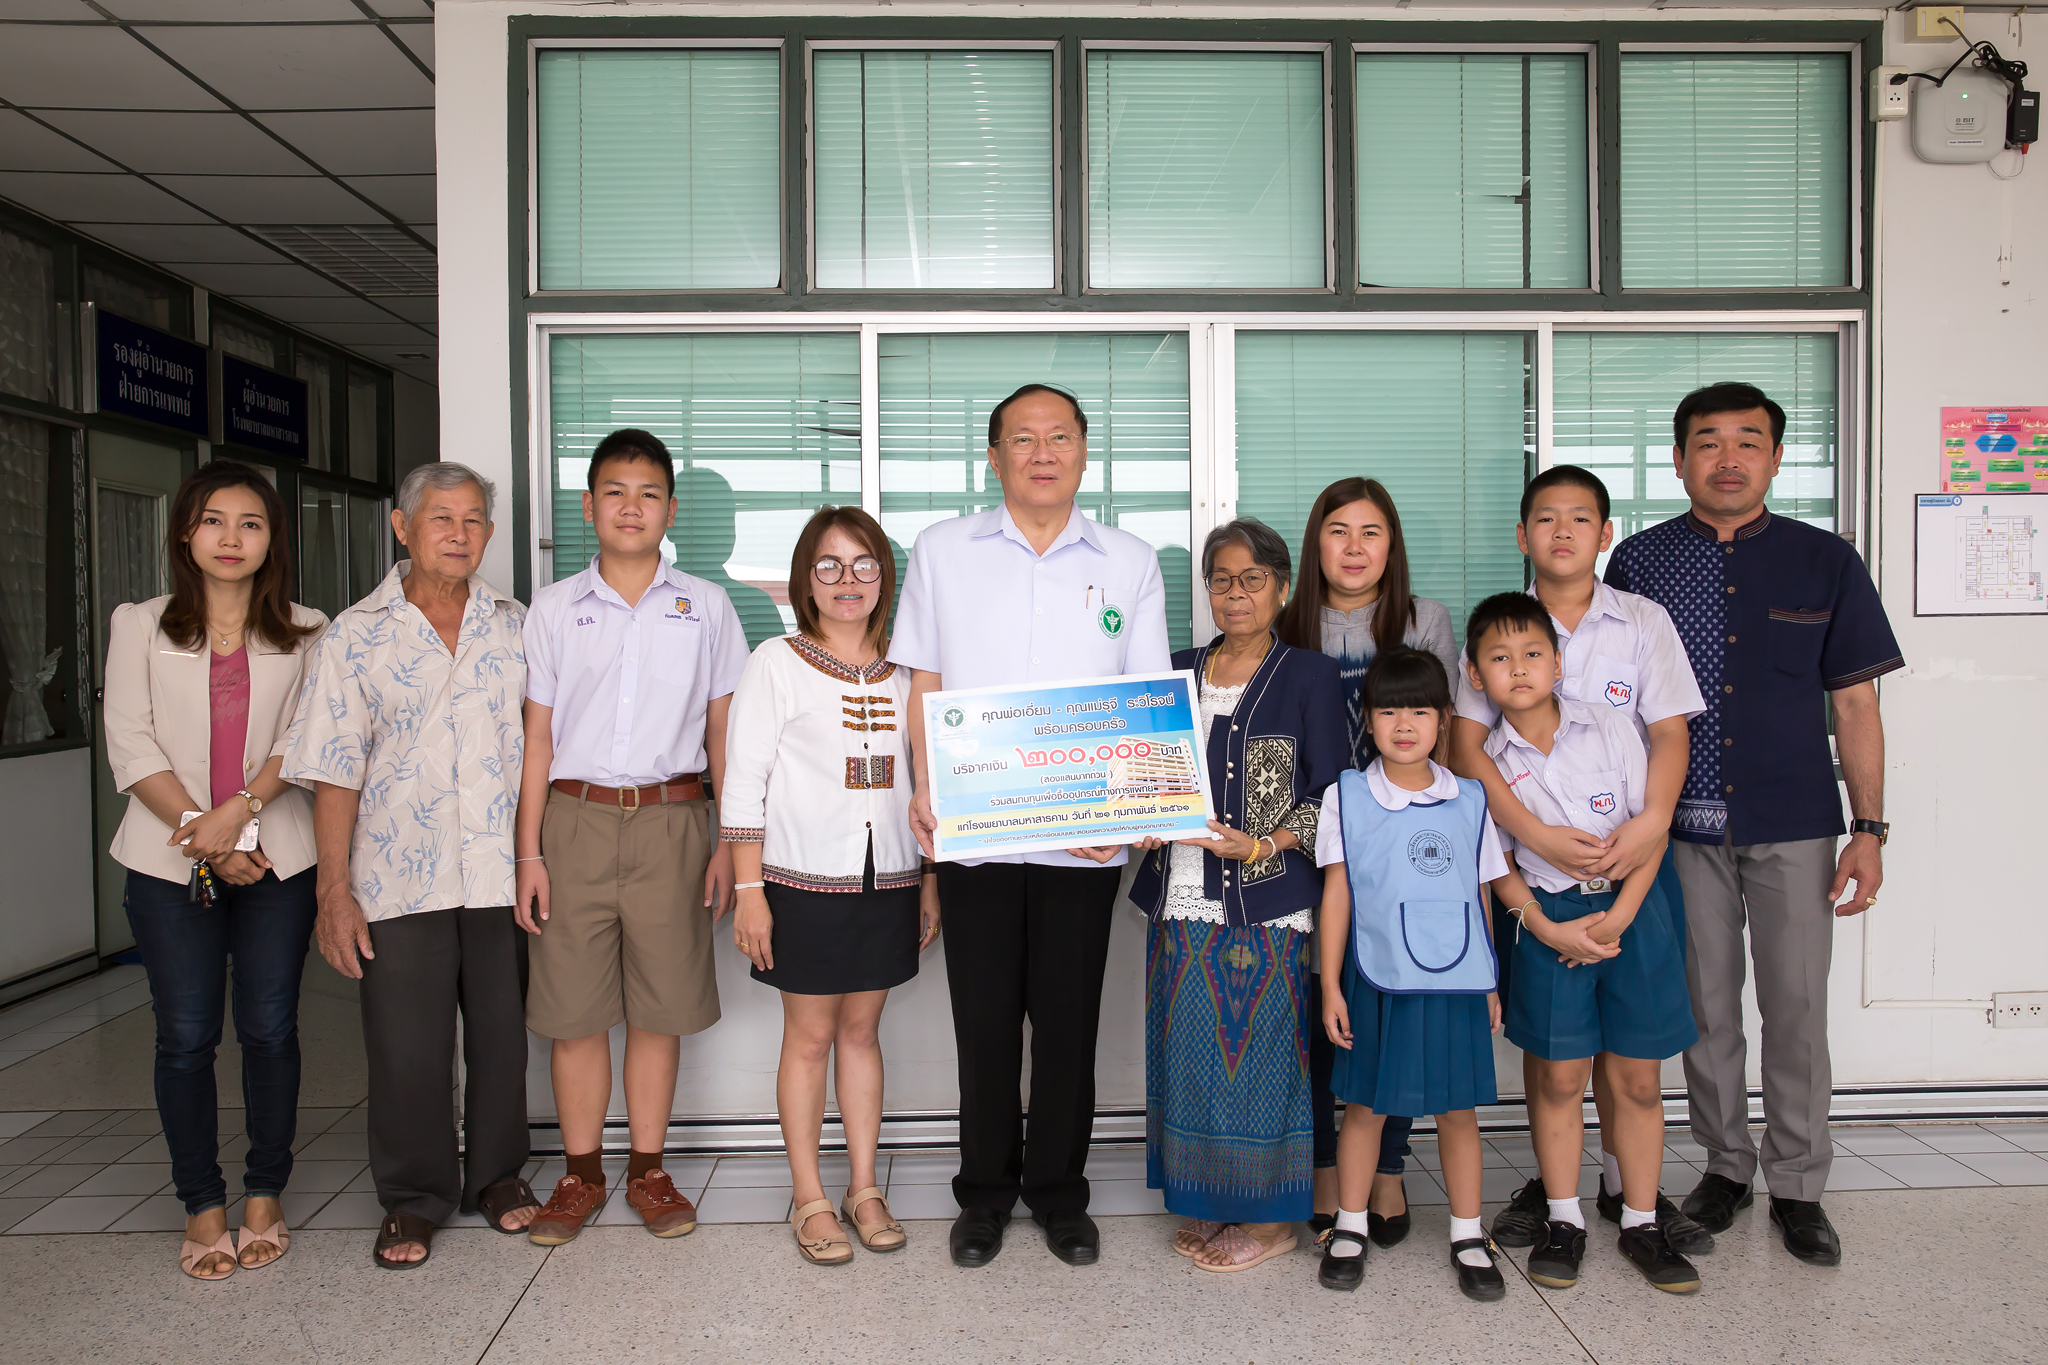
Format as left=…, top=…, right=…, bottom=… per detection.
left=1085, top=584, right=1096, bottom=611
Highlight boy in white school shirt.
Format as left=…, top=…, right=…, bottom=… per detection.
left=1448, top=464, right=1710, bottom=1255
left=513, top=429, right=749, bottom=1247
left=1465, top=593, right=1701, bottom=1296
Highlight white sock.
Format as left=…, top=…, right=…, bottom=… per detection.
left=1329, top=1207, right=1368, bottom=1257
left=1602, top=1149, right=1622, bottom=1197
left=1450, top=1215, right=1490, bottom=1266
left=1620, top=1203, right=1657, bottom=1231
left=1547, top=1196, right=1584, bottom=1229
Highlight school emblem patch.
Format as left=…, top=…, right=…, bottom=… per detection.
left=1407, top=831, right=1454, bottom=877
left=1604, top=679, right=1632, bottom=707
left=1097, top=604, right=1126, bottom=639
left=1589, top=792, right=1618, bottom=816
left=675, top=597, right=692, bottom=616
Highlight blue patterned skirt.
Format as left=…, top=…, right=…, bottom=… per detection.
left=1145, top=917, right=1314, bottom=1223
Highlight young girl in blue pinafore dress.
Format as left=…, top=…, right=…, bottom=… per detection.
left=1314, top=648, right=1542, bottom=1302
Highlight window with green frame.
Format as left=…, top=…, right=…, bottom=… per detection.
left=1620, top=53, right=1851, bottom=289
left=812, top=48, right=1056, bottom=289
left=1233, top=330, right=1531, bottom=636
left=1356, top=52, right=1589, bottom=290
left=547, top=332, right=861, bottom=648
left=1087, top=50, right=1327, bottom=290
left=876, top=331, right=1194, bottom=650
left=1550, top=330, right=1839, bottom=541
left=535, top=47, right=782, bottom=291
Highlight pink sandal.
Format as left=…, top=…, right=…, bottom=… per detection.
left=1172, top=1219, right=1225, bottom=1257
left=237, top=1214, right=291, bottom=1269
left=1193, top=1224, right=1299, bottom=1273
left=179, top=1230, right=238, bottom=1281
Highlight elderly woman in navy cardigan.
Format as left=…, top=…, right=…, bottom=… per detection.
left=1128, top=518, right=1346, bottom=1274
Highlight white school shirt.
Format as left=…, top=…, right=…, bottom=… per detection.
left=1313, top=759, right=1509, bottom=884
left=888, top=502, right=1172, bottom=869
left=1454, top=581, right=1704, bottom=738
left=524, top=556, right=750, bottom=786
left=1481, top=699, right=1648, bottom=895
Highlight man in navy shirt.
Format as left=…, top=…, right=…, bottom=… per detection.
left=1605, top=382, right=1902, bottom=1268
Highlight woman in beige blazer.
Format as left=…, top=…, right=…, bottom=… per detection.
left=102, top=461, right=326, bottom=1282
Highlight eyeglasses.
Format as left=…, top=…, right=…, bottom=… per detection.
left=1205, top=568, right=1275, bottom=596
left=995, top=431, right=1078, bottom=456
left=814, top=556, right=883, bottom=585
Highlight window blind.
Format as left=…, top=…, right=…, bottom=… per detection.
left=1088, top=51, right=1327, bottom=290
left=548, top=332, right=860, bottom=649
left=876, top=331, right=1194, bottom=649
left=1357, top=53, right=1589, bottom=290
left=535, top=48, right=781, bottom=291
left=1551, top=331, right=1839, bottom=540
left=1620, top=54, right=1851, bottom=289
left=813, top=50, right=1055, bottom=289
left=1233, top=330, right=1531, bottom=635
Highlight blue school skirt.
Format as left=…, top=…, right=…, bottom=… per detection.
left=1328, top=960, right=1498, bottom=1119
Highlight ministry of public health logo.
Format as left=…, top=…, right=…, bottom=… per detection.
left=1097, top=604, right=1125, bottom=639
left=942, top=707, right=965, bottom=729
left=1407, top=830, right=1454, bottom=877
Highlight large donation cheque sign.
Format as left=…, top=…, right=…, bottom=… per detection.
left=921, top=671, right=1215, bottom=861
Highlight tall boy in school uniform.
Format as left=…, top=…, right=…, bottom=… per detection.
left=1448, top=465, right=1710, bottom=1253
left=513, top=428, right=749, bottom=1245
left=1466, top=593, right=1703, bottom=1294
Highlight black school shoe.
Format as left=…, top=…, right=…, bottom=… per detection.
left=1367, top=1178, right=1411, bottom=1248
left=1616, top=1221, right=1702, bottom=1294
left=1526, top=1219, right=1587, bottom=1289
left=1681, top=1171, right=1755, bottom=1234
left=1450, top=1238, right=1507, bottom=1303
left=1490, top=1175, right=1549, bottom=1248
left=1769, top=1197, right=1842, bottom=1266
left=1317, top=1229, right=1368, bottom=1291
left=1595, top=1184, right=1716, bottom=1256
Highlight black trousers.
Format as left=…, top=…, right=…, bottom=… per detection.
left=359, top=904, right=530, bottom=1223
left=938, top=861, right=1120, bottom=1217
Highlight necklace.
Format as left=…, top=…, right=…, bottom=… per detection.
left=211, top=620, right=245, bottom=649
left=1204, top=633, right=1272, bottom=688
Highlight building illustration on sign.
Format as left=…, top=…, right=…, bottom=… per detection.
left=1106, top=739, right=1200, bottom=798
left=1957, top=513, right=2043, bottom=601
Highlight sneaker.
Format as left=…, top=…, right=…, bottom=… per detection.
left=1526, top=1219, right=1587, bottom=1289
left=1617, top=1221, right=1702, bottom=1294
left=1595, top=1184, right=1715, bottom=1256
left=1490, top=1175, right=1549, bottom=1249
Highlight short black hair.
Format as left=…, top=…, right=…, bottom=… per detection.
left=1465, top=592, right=1561, bottom=666
left=588, top=428, right=675, bottom=499
left=987, top=384, right=1088, bottom=448
left=1520, top=464, right=1610, bottom=524
left=1363, top=647, right=1452, bottom=713
left=1673, top=382, right=1787, bottom=450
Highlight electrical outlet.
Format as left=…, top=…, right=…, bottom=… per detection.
left=1991, top=992, right=2048, bottom=1028
left=1871, top=65, right=1911, bottom=122
left=1916, top=6, right=1965, bottom=40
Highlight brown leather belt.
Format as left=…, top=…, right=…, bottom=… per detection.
left=551, top=774, right=705, bottom=808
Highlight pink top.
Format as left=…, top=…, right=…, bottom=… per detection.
left=208, top=646, right=251, bottom=810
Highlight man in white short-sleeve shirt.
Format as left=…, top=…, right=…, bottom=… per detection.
left=892, top=384, right=1170, bottom=1270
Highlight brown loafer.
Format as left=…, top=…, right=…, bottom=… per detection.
left=626, top=1169, right=698, bottom=1238
left=526, top=1175, right=605, bottom=1246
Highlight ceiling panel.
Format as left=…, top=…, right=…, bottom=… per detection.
left=373, top=296, right=437, bottom=325
left=300, top=322, right=436, bottom=347
left=0, top=171, right=211, bottom=224
left=141, top=25, right=434, bottom=111
left=36, top=110, right=312, bottom=177
left=77, top=222, right=287, bottom=264
left=253, top=109, right=434, bottom=176
left=342, top=175, right=434, bottom=224
left=394, top=24, right=432, bottom=73
left=249, top=296, right=408, bottom=325
left=0, top=111, right=120, bottom=174
left=98, top=2, right=366, bottom=17
left=367, top=2, right=435, bottom=17
left=2, top=2, right=109, bottom=20
left=153, top=174, right=392, bottom=225
left=175, top=261, right=352, bottom=297
left=0, top=25, right=226, bottom=110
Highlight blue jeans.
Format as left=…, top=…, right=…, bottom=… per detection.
left=124, top=866, right=318, bottom=1215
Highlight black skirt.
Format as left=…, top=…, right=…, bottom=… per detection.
left=749, top=842, right=921, bottom=996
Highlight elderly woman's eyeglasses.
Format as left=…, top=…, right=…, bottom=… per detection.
left=814, top=556, right=883, bottom=585
left=1205, top=568, right=1274, bottom=595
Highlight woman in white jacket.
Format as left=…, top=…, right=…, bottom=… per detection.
left=724, top=506, right=939, bottom=1266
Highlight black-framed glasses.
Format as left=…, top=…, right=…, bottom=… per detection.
left=814, top=555, right=883, bottom=585
left=1205, top=568, right=1274, bottom=595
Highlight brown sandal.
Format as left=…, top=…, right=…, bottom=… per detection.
left=840, top=1186, right=906, bottom=1252
left=373, top=1211, right=436, bottom=1270
left=791, top=1198, right=852, bottom=1265
left=477, top=1176, right=542, bottom=1235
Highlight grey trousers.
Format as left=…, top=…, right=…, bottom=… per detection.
left=1673, top=838, right=1837, bottom=1203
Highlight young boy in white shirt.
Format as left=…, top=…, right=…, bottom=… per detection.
left=1449, top=465, right=1708, bottom=1254
left=1465, top=593, right=1701, bottom=1296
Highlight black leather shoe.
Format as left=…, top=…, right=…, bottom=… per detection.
left=1316, top=1228, right=1367, bottom=1291
left=1490, top=1175, right=1549, bottom=1249
left=949, top=1207, right=1009, bottom=1268
left=1769, top=1197, right=1842, bottom=1266
left=1617, top=1221, right=1702, bottom=1294
left=1367, top=1177, right=1410, bottom=1247
left=1681, top=1172, right=1755, bottom=1235
left=1306, top=1212, right=1336, bottom=1246
left=1034, top=1210, right=1100, bottom=1266
left=1596, top=1184, right=1716, bottom=1256
left=1527, top=1219, right=1587, bottom=1289
left=1451, top=1238, right=1507, bottom=1302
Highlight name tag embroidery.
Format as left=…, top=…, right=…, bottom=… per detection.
left=1604, top=679, right=1632, bottom=706
left=1589, top=791, right=1617, bottom=815
left=575, top=615, right=596, bottom=628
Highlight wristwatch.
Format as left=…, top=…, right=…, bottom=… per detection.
left=237, top=788, right=263, bottom=815
left=1851, top=818, right=1888, bottom=845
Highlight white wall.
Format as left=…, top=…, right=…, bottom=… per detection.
left=0, top=750, right=96, bottom=987
left=438, top=1, right=2048, bottom=1120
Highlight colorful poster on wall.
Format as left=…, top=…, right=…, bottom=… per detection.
left=1941, top=406, right=2048, bottom=492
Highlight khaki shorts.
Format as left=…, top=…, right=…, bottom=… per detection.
left=526, top=787, right=720, bottom=1039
